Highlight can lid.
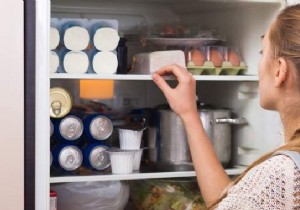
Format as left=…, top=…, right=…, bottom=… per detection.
left=59, top=115, right=83, bottom=140
left=89, top=146, right=110, bottom=170
left=50, top=87, right=72, bottom=118
left=89, top=115, right=113, bottom=140
left=58, top=145, right=83, bottom=171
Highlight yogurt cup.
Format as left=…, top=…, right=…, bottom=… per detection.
left=132, top=148, right=144, bottom=171
left=108, top=149, right=135, bottom=174
left=118, top=128, right=145, bottom=150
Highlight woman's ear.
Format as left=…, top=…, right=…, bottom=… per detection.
left=274, top=57, right=288, bottom=87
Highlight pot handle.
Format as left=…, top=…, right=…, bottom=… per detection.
left=216, top=117, right=247, bottom=125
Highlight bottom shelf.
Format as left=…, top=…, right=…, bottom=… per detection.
left=50, top=167, right=246, bottom=183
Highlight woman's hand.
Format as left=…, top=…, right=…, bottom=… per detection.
left=152, top=64, right=198, bottom=118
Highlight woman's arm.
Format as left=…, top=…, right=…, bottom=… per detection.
left=152, top=64, right=231, bottom=204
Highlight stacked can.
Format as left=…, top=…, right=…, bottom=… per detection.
left=81, top=113, right=113, bottom=171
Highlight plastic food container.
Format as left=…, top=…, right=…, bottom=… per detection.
left=108, top=149, right=135, bottom=174
left=118, top=128, right=144, bottom=150
left=129, top=178, right=206, bottom=210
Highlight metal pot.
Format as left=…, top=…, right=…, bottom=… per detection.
left=148, top=107, right=247, bottom=171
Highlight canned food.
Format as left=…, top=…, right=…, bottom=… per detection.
left=83, top=113, right=113, bottom=142
left=82, top=143, right=110, bottom=170
left=50, top=87, right=72, bottom=118
left=50, top=120, right=54, bottom=137
left=50, top=151, right=53, bottom=167
left=53, top=115, right=84, bottom=143
left=52, top=144, right=83, bottom=171
left=50, top=190, right=57, bottom=210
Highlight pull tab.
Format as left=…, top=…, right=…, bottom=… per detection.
left=51, top=101, right=62, bottom=116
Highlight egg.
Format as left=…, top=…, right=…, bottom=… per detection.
left=210, top=49, right=223, bottom=67
left=191, top=49, right=206, bottom=66
left=228, top=49, right=241, bottom=67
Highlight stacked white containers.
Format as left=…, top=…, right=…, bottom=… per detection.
left=49, top=18, right=120, bottom=74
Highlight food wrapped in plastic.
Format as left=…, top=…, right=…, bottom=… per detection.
left=129, top=178, right=206, bottom=210
left=51, top=181, right=129, bottom=210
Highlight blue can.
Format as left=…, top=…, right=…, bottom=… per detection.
left=82, top=143, right=110, bottom=170
left=51, top=143, right=83, bottom=171
left=83, top=113, right=113, bottom=142
left=52, top=115, right=84, bottom=144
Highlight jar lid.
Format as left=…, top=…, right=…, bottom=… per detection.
left=50, top=87, right=72, bottom=118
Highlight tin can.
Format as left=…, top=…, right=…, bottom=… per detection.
left=83, top=113, right=113, bottom=142
left=51, top=143, right=83, bottom=171
left=50, top=87, right=72, bottom=118
left=50, top=190, right=57, bottom=210
left=82, top=143, right=110, bottom=170
left=53, top=115, right=84, bottom=144
left=50, top=120, right=54, bottom=137
left=50, top=151, right=53, bottom=167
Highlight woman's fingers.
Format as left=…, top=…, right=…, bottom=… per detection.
left=155, top=64, right=188, bottom=81
left=152, top=72, right=171, bottom=96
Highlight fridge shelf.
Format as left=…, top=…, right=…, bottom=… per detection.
left=50, top=167, right=246, bottom=183
left=50, top=73, right=258, bottom=81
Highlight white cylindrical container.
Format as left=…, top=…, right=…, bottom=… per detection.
left=108, top=150, right=135, bottom=174
left=92, top=27, right=120, bottom=51
left=63, top=51, right=89, bottom=74
left=92, top=51, right=118, bottom=74
left=50, top=26, right=60, bottom=50
left=133, top=149, right=144, bottom=171
left=118, top=128, right=144, bottom=150
left=62, top=21, right=90, bottom=51
left=50, top=51, right=59, bottom=74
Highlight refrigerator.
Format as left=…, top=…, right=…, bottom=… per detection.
left=19, top=0, right=297, bottom=209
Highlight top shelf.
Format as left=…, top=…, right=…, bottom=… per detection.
left=50, top=73, right=258, bottom=81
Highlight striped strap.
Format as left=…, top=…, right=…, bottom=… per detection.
left=273, top=150, right=300, bottom=169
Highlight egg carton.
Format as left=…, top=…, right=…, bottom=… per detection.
left=187, top=61, right=247, bottom=75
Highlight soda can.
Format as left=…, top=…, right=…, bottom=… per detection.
left=51, top=143, right=83, bottom=171
left=82, top=143, right=110, bottom=170
left=50, top=87, right=72, bottom=118
left=53, top=115, right=84, bottom=144
left=50, top=120, right=54, bottom=137
left=50, top=190, right=57, bottom=210
left=83, top=113, right=113, bottom=142
left=50, top=151, right=53, bottom=167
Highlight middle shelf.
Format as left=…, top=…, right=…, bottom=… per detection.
left=50, top=73, right=259, bottom=81
left=50, top=167, right=246, bottom=183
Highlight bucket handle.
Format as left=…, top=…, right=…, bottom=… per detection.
left=216, top=117, right=247, bottom=125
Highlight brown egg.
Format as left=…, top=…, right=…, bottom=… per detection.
left=191, top=49, right=206, bottom=66
left=210, top=49, right=223, bottom=67
left=228, top=49, right=241, bottom=67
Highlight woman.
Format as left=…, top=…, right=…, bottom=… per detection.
left=152, top=4, right=300, bottom=209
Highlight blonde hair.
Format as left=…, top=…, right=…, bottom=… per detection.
left=207, top=4, right=300, bottom=209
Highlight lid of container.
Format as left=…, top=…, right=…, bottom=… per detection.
left=58, top=145, right=83, bottom=171
left=89, top=146, right=111, bottom=170
left=50, top=87, right=72, bottom=118
left=59, top=115, right=83, bottom=140
left=89, top=115, right=113, bottom=140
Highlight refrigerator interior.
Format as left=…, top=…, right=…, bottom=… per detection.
left=51, top=0, right=285, bottom=163
left=47, top=0, right=286, bottom=209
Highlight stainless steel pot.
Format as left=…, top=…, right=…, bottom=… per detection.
left=148, top=108, right=247, bottom=171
